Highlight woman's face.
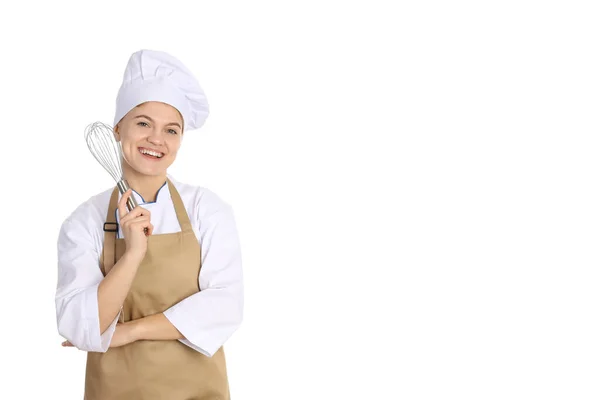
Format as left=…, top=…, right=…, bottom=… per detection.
left=114, top=101, right=184, bottom=177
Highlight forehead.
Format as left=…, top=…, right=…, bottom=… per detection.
left=130, top=101, right=183, bottom=122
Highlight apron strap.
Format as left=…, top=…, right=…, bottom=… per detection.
left=101, top=186, right=122, bottom=323
left=101, top=186, right=120, bottom=276
left=167, top=178, right=193, bottom=233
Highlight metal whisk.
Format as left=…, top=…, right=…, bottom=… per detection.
left=84, top=121, right=139, bottom=213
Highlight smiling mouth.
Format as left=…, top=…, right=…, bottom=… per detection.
left=138, top=147, right=165, bottom=159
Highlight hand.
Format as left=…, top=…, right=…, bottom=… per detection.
left=61, top=322, right=139, bottom=349
left=118, top=189, right=153, bottom=260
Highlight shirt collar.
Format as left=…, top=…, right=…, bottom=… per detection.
left=120, top=174, right=174, bottom=205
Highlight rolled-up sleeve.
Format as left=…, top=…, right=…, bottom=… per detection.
left=163, top=204, right=244, bottom=357
left=55, top=213, right=120, bottom=352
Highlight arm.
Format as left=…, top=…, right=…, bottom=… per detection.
left=98, top=188, right=152, bottom=332
left=128, top=313, right=184, bottom=341
left=55, top=212, right=122, bottom=352
left=162, top=203, right=244, bottom=357
left=64, top=313, right=183, bottom=348
left=56, top=191, right=150, bottom=352
left=97, top=251, right=143, bottom=332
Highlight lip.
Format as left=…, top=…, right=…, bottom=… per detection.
left=138, top=147, right=165, bottom=161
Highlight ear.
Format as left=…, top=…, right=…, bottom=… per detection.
left=113, top=125, right=120, bottom=142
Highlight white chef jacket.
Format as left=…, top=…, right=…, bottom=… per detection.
left=55, top=174, right=243, bottom=357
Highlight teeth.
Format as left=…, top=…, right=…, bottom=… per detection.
left=140, top=148, right=163, bottom=158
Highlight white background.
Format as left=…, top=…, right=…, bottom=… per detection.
left=0, top=1, right=598, bottom=399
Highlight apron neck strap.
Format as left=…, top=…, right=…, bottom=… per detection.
left=166, top=178, right=193, bottom=233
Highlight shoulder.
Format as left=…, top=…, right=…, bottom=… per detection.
left=59, top=185, right=114, bottom=240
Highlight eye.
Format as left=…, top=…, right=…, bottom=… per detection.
left=137, top=121, right=149, bottom=127
left=168, top=129, right=179, bottom=135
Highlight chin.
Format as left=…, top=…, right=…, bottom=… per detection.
left=135, top=166, right=167, bottom=176
left=123, top=161, right=163, bottom=177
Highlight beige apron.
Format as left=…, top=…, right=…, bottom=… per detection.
left=84, top=178, right=230, bottom=400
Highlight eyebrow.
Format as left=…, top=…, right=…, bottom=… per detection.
left=133, top=114, right=182, bottom=129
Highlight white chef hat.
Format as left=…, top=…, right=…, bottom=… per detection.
left=113, top=49, right=209, bottom=132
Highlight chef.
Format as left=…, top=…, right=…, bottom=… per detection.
left=55, top=49, right=243, bottom=399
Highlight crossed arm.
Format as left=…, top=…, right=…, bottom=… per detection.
left=63, top=313, right=182, bottom=348
left=56, top=203, right=243, bottom=356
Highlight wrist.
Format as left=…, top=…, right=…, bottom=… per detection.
left=123, top=250, right=145, bottom=265
left=128, top=318, right=146, bottom=341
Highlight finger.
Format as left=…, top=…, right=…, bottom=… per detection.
left=120, top=213, right=150, bottom=228
left=62, top=341, right=73, bottom=347
left=120, top=206, right=150, bottom=225
left=122, top=214, right=150, bottom=230
left=143, top=224, right=154, bottom=236
left=131, top=219, right=153, bottom=232
left=129, top=206, right=150, bottom=217
left=118, top=189, right=133, bottom=220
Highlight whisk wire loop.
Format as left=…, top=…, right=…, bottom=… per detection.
left=84, top=121, right=142, bottom=216
left=84, top=121, right=124, bottom=183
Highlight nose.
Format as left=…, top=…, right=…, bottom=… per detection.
left=147, top=127, right=164, bottom=145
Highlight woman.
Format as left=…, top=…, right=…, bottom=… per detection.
left=55, top=49, right=243, bottom=399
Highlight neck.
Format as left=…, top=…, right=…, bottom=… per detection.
left=122, top=163, right=167, bottom=203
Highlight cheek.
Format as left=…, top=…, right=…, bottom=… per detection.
left=121, top=133, right=142, bottom=149
left=123, top=141, right=136, bottom=154
left=168, top=138, right=182, bottom=154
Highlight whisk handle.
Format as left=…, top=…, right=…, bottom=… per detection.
left=117, top=179, right=149, bottom=235
left=116, top=180, right=138, bottom=211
